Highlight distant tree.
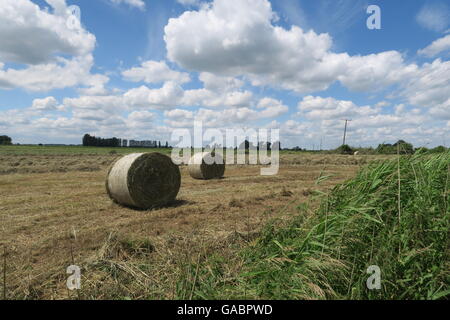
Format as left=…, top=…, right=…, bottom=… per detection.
left=257, top=141, right=272, bottom=151
left=165, top=141, right=169, bottom=148
left=429, top=146, right=447, bottom=153
left=158, top=141, right=161, bottom=148
left=82, top=134, right=120, bottom=147
left=0, top=135, right=12, bottom=145
left=82, top=134, right=90, bottom=146
left=111, top=137, right=120, bottom=147
left=335, top=144, right=354, bottom=155
left=377, top=140, right=414, bottom=154
left=239, top=140, right=251, bottom=150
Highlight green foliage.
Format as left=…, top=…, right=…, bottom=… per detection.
left=376, top=140, right=414, bottom=155
left=83, top=133, right=121, bottom=147
left=335, top=144, right=354, bottom=155
left=0, top=135, right=12, bottom=145
left=415, top=146, right=448, bottom=155
left=186, top=152, right=450, bottom=300
left=429, top=146, right=448, bottom=154
left=414, top=147, right=429, bottom=154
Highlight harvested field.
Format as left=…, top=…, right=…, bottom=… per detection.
left=0, top=146, right=393, bottom=299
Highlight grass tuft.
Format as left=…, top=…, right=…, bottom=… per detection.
left=187, top=152, right=450, bottom=300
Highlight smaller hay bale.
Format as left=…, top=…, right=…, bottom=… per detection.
left=106, top=152, right=181, bottom=209
left=188, top=152, right=225, bottom=180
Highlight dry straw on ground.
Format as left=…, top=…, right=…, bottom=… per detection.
left=106, top=153, right=181, bottom=209
left=188, top=152, right=225, bottom=180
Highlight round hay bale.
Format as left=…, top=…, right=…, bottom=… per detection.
left=106, top=153, right=181, bottom=209
left=188, top=152, right=225, bottom=180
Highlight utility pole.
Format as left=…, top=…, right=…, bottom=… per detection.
left=341, top=119, right=352, bottom=146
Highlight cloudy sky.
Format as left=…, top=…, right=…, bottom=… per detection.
left=1, top=0, right=450, bottom=148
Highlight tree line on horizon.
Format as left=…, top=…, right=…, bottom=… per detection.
left=82, top=134, right=170, bottom=148
left=82, top=134, right=121, bottom=147
left=1, top=134, right=447, bottom=154
left=332, top=140, right=448, bottom=155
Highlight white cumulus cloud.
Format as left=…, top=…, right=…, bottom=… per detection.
left=31, top=96, right=59, bottom=111
left=0, top=0, right=107, bottom=92
left=418, top=34, right=450, bottom=57
left=122, top=60, right=190, bottom=84
left=164, top=0, right=415, bottom=93
left=0, top=0, right=95, bottom=65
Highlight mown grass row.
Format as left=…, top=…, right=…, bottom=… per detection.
left=181, top=152, right=449, bottom=300
left=0, top=145, right=174, bottom=155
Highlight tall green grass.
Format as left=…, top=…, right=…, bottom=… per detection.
left=185, top=152, right=449, bottom=300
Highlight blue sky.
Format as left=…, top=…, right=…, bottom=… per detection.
left=1, top=0, right=450, bottom=148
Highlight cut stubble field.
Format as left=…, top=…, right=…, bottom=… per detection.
left=0, top=146, right=392, bottom=299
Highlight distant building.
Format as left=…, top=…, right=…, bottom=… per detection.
left=129, top=140, right=157, bottom=148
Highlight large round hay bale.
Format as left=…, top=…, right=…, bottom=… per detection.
left=106, top=153, right=181, bottom=209
left=188, top=152, right=225, bottom=180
